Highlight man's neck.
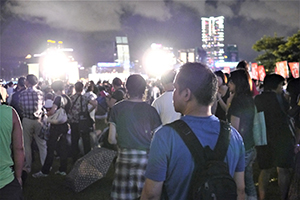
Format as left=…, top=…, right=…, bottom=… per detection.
left=56, top=91, right=63, bottom=95
left=184, top=103, right=212, bottom=117
left=163, top=83, right=174, bottom=92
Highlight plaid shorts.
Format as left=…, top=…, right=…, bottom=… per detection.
left=111, top=149, right=148, bottom=200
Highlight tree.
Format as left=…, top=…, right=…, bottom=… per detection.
left=252, top=34, right=286, bottom=72
left=275, top=31, right=300, bottom=63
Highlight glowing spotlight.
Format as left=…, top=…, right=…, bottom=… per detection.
left=143, top=44, right=175, bottom=78
left=42, top=50, right=68, bottom=79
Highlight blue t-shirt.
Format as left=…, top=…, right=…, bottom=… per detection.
left=145, top=115, right=245, bottom=200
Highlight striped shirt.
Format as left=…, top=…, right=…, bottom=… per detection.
left=19, top=86, right=44, bottom=120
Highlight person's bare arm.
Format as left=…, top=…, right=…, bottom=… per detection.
left=141, top=179, right=163, bottom=200
left=217, top=93, right=227, bottom=112
left=226, top=92, right=235, bottom=113
left=107, top=97, right=117, bottom=108
left=88, top=99, right=97, bottom=113
left=108, top=123, right=117, bottom=144
left=230, top=115, right=240, bottom=133
left=234, top=171, right=245, bottom=200
left=12, top=108, right=24, bottom=186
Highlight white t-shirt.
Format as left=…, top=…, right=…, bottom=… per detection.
left=151, top=91, right=181, bottom=125
left=151, top=86, right=160, bottom=100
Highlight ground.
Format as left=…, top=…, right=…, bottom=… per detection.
left=23, top=148, right=282, bottom=200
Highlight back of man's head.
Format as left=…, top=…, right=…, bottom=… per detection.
left=51, top=80, right=64, bottom=93
left=263, top=73, right=285, bottom=91
left=176, top=62, right=217, bottom=106
left=8, top=81, right=14, bottom=87
left=18, top=77, right=26, bottom=88
left=75, top=82, right=84, bottom=93
left=161, top=70, right=176, bottom=85
left=26, top=74, right=38, bottom=86
left=112, top=77, right=122, bottom=87
left=126, top=74, right=146, bottom=98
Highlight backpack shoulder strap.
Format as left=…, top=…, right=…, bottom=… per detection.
left=167, top=119, right=231, bottom=164
left=213, top=120, right=231, bottom=161
left=167, top=119, right=205, bottom=167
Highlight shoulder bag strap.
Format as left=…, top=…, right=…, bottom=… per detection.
left=70, top=94, right=80, bottom=111
left=167, top=119, right=231, bottom=165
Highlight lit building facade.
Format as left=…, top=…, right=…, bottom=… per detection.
left=178, top=47, right=206, bottom=64
left=115, top=36, right=130, bottom=74
left=201, top=16, right=225, bottom=66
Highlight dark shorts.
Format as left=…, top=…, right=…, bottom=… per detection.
left=256, top=137, right=295, bottom=169
left=0, top=177, right=23, bottom=200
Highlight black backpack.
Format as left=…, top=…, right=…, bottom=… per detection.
left=167, top=120, right=237, bottom=200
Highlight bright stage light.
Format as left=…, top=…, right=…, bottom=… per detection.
left=42, top=50, right=69, bottom=79
left=143, top=45, right=175, bottom=78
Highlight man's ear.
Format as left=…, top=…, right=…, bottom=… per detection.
left=183, top=88, right=192, bottom=101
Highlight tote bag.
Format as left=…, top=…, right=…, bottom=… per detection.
left=253, top=106, right=267, bottom=146
left=47, top=107, right=68, bottom=124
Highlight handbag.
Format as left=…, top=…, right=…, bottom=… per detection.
left=47, top=107, right=68, bottom=124
left=47, top=96, right=68, bottom=124
left=78, top=96, right=94, bottom=134
left=253, top=106, right=267, bottom=146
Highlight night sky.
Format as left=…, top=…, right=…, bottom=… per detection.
left=1, top=0, right=299, bottom=76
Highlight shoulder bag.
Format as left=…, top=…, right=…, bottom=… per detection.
left=253, top=106, right=267, bottom=146
left=47, top=96, right=68, bottom=124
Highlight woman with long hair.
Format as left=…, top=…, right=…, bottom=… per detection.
left=227, top=69, right=257, bottom=200
left=213, top=70, right=230, bottom=121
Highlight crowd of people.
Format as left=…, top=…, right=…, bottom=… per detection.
left=0, top=60, right=299, bottom=200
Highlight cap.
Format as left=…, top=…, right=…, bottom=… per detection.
left=44, top=99, right=53, bottom=108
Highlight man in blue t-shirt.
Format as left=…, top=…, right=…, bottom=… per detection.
left=141, top=63, right=245, bottom=200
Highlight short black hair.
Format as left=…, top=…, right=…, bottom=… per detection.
left=51, top=80, right=64, bottom=92
left=18, top=77, right=26, bottom=87
left=75, top=82, right=84, bottom=93
left=263, top=74, right=285, bottom=91
left=112, top=77, right=122, bottom=87
left=8, top=81, right=14, bottom=87
left=126, top=74, right=146, bottom=98
left=26, top=74, right=38, bottom=86
left=176, top=62, right=218, bottom=106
